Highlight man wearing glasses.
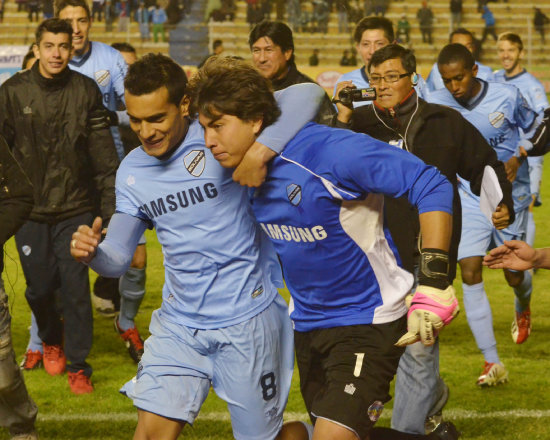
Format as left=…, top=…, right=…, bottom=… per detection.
left=334, top=44, right=513, bottom=439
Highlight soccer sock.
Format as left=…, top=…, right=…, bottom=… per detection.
left=513, top=270, right=532, bottom=313
left=462, top=282, right=500, bottom=364
left=300, top=422, right=314, bottom=440
left=27, top=312, right=43, bottom=353
left=118, top=267, right=146, bottom=331
left=526, top=210, right=536, bottom=247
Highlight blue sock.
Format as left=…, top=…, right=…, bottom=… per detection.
left=118, top=267, right=146, bottom=331
left=513, top=270, right=532, bottom=313
left=27, top=312, right=43, bottom=353
left=462, top=282, right=500, bottom=364
left=526, top=210, right=535, bottom=247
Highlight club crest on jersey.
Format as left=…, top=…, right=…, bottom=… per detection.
left=94, top=69, right=111, bottom=87
left=184, top=150, right=206, bottom=177
left=489, top=111, right=505, bottom=128
left=367, top=401, right=384, bottom=422
left=286, top=184, right=302, bottom=206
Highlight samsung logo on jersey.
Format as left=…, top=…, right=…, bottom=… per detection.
left=260, top=223, right=327, bottom=242
left=140, top=183, right=218, bottom=218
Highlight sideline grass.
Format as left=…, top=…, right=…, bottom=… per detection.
left=2, top=164, right=550, bottom=439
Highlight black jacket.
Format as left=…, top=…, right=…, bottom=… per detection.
left=271, top=62, right=336, bottom=126
left=0, top=134, right=33, bottom=272
left=0, top=62, right=118, bottom=223
left=346, top=92, right=514, bottom=281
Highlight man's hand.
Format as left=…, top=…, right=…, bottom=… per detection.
left=504, top=156, right=521, bottom=182
left=333, top=80, right=355, bottom=124
left=492, top=203, right=510, bottom=230
left=232, top=141, right=277, bottom=187
left=395, top=285, right=459, bottom=347
left=483, top=240, right=536, bottom=271
left=70, top=216, right=102, bottom=264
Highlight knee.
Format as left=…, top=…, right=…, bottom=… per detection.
left=130, top=245, right=147, bottom=269
left=460, top=266, right=482, bottom=285
left=504, top=271, right=523, bottom=288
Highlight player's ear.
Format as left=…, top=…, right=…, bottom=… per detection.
left=252, top=118, right=263, bottom=136
left=471, top=63, right=479, bottom=78
left=180, top=96, right=191, bottom=117
left=32, top=42, right=40, bottom=60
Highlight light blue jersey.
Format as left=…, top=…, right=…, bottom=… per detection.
left=251, top=123, right=453, bottom=332
left=69, top=41, right=128, bottom=159
left=115, top=120, right=282, bottom=329
left=333, top=66, right=428, bottom=108
left=493, top=69, right=548, bottom=114
left=426, top=61, right=494, bottom=93
left=429, top=79, right=537, bottom=212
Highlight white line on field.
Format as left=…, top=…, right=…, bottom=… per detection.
left=36, top=409, right=550, bottom=423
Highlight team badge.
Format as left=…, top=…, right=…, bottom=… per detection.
left=21, top=245, right=31, bottom=256
left=95, top=69, right=111, bottom=87
left=251, top=285, right=264, bottom=298
left=367, top=401, right=384, bottom=422
left=184, top=150, right=206, bottom=177
left=489, top=111, right=505, bottom=128
left=286, top=184, right=302, bottom=206
left=126, top=175, right=136, bottom=186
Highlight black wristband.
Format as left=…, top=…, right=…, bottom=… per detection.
left=418, top=248, right=450, bottom=289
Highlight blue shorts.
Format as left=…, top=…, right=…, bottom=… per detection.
left=120, top=294, right=294, bottom=440
left=458, top=188, right=528, bottom=261
left=137, top=233, right=146, bottom=246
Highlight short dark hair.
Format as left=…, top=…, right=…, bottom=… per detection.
left=353, top=16, right=395, bottom=44
left=54, top=0, right=91, bottom=17
left=449, top=27, right=474, bottom=43
left=35, top=18, right=73, bottom=45
left=248, top=20, right=295, bottom=64
left=125, top=53, right=188, bottom=105
left=368, top=44, right=416, bottom=74
left=111, top=42, right=137, bottom=54
left=187, top=56, right=280, bottom=131
left=437, top=43, right=475, bottom=69
left=22, top=45, right=36, bottom=69
left=213, top=39, right=223, bottom=51
left=498, top=32, right=523, bottom=51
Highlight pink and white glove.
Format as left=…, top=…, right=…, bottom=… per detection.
left=395, top=285, right=459, bottom=347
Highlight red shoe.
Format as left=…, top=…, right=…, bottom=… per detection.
left=114, top=316, right=144, bottom=363
left=68, top=370, right=94, bottom=394
left=20, top=349, right=43, bottom=370
left=511, top=308, right=531, bottom=344
left=42, top=344, right=66, bottom=376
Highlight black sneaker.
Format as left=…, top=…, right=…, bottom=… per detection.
left=428, top=421, right=461, bottom=440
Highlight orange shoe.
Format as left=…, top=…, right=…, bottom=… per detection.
left=20, top=349, right=43, bottom=370
left=511, top=308, right=531, bottom=344
left=68, top=370, right=94, bottom=394
left=42, top=344, right=66, bottom=376
left=114, top=317, right=144, bottom=363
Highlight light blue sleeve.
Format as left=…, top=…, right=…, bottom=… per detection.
left=515, top=89, right=538, bottom=137
left=256, top=83, right=325, bottom=154
left=112, top=50, right=128, bottom=108
left=89, top=212, right=147, bottom=277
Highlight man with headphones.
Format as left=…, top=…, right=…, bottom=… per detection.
left=334, top=44, right=513, bottom=439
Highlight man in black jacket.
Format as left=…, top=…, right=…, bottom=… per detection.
left=249, top=20, right=335, bottom=126
left=0, top=135, right=38, bottom=439
left=0, top=18, right=118, bottom=394
left=334, top=44, right=513, bottom=439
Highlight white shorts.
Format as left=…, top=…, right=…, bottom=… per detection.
left=457, top=188, right=528, bottom=261
left=120, top=294, right=294, bottom=440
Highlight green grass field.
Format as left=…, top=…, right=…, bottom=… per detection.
left=2, top=164, right=550, bottom=440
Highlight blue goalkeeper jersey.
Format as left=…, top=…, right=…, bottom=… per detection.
left=251, top=123, right=453, bottom=332
left=69, top=41, right=128, bottom=159
left=429, top=79, right=537, bottom=212
left=333, top=66, right=429, bottom=108
left=115, top=119, right=283, bottom=329
left=426, top=61, right=494, bottom=93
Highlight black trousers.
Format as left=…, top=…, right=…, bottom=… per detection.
left=15, top=213, right=93, bottom=376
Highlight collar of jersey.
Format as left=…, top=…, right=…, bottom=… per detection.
left=69, top=42, right=93, bottom=68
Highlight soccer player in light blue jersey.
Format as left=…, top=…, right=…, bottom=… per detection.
left=426, top=28, right=494, bottom=93
left=192, top=57, right=459, bottom=440
left=494, top=32, right=549, bottom=250
left=333, top=17, right=428, bottom=108
left=70, top=54, right=326, bottom=440
left=430, top=43, right=539, bottom=386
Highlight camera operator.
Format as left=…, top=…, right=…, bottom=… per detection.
left=333, top=44, right=513, bottom=439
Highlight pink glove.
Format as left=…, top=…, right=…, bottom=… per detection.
left=396, top=285, right=459, bottom=347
